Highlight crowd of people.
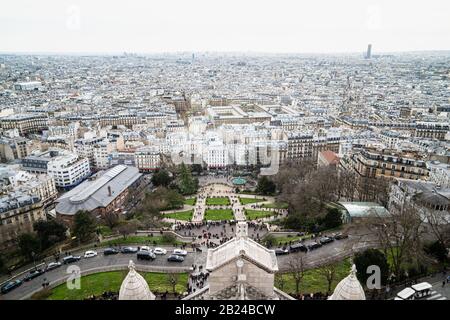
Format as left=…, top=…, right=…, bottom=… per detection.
left=84, top=291, right=118, bottom=300
left=296, top=292, right=329, bottom=300
left=187, top=264, right=209, bottom=295
left=174, top=220, right=269, bottom=246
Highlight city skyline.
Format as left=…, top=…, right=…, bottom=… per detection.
left=0, top=0, right=449, bottom=305
left=1, top=0, right=450, bottom=54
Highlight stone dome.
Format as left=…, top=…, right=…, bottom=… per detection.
left=329, top=264, right=366, bottom=300
left=119, top=260, right=155, bottom=300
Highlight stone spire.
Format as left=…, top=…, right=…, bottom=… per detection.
left=119, top=260, right=156, bottom=300
left=236, top=221, right=248, bottom=239
left=328, top=264, right=366, bottom=300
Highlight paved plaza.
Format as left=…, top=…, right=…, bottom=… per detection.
left=163, top=181, right=286, bottom=226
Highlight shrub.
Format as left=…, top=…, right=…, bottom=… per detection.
left=162, top=233, right=177, bottom=245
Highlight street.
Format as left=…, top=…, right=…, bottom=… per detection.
left=1, top=231, right=377, bottom=300
left=1, top=246, right=199, bottom=300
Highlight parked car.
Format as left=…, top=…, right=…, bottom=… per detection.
left=275, top=248, right=290, bottom=255
left=23, top=269, right=45, bottom=282
left=173, top=249, right=188, bottom=256
left=319, top=236, right=334, bottom=245
left=121, top=247, right=138, bottom=254
left=153, top=248, right=167, bottom=255
left=45, top=262, right=62, bottom=271
left=103, top=248, right=119, bottom=256
left=167, top=254, right=184, bottom=262
left=289, top=243, right=308, bottom=253
left=307, top=242, right=322, bottom=251
left=139, top=246, right=152, bottom=252
left=137, top=250, right=156, bottom=260
left=1, top=279, right=23, bottom=294
left=63, top=255, right=81, bottom=264
left=84, top=250, right=98, bottom=258
left=334, top=233, right=349, bottom=240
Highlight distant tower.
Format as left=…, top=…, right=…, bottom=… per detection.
left=365, top=44, right=372, bottom=59
left=192, top=53, right=195, bottom=62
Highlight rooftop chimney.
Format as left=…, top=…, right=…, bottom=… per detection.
left=108, top=185, right=112, bottom=196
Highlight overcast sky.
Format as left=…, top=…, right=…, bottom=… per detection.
left=1, top=0, right=449, bottom=54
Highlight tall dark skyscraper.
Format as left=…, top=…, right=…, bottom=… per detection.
left=365, top=44, right=372, bottom=59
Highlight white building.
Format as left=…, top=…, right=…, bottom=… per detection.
left=48, top=122, right=79, bottom=137
left=427, top=161, right=450, bottom=188
left=380, top=130, right=400, bottom=150
left=74, top=137, right=104, bottom=169
left=14, top=81, right=42, bottom=91
left=134, top=147, right=161, bottom=172
left=94, top=139, right=116, bottom=170
left=204, top=137, right=227, bottom=169
left=0, top=165, right=57, bottom=206
left=47, top=152, right=91, bottom=189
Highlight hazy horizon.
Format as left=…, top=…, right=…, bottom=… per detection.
left=2, top=0, right=450, bottom=54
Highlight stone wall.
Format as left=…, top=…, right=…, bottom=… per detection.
left=208, top=258, right=274, bottom=297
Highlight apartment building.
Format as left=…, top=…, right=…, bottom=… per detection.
left=134, top=147, right=161, bottom=172
left=98, top=114, right=143, bottom=128
left=414, top=122, right=449, bottom=140
left=0, top=137, right=31, bottom=162
left=427, top=161, right=450, bottom=188
left=0, top=193, right=45, bottom=248
left=285, top=132, right=314, bottom=161
left=0, top=113, right=48, bottom=135
left=22, top=149, right=91, bottom=189
left=0, top=165, right=57, bottom=208
left=351, top=146, right=428, bottom=180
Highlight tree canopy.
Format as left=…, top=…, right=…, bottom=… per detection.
left=18, top=233, right=41, bottom=261
left=72, top=210, right=97, bottom=243
left=321, top=208, right=343, bottom=230
left=177, top=163, right=198, bottom=195
left=151, top=169, right=172, bottom=187
left=33, top=219, right=67, bottom=250
left=256, top=176, right=276, bottom=195
left=354, top=248, right=389, bottom=287
left=0, top=253, right=7, bottom=275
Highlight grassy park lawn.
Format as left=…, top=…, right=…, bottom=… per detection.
left=239, top=197, right=266, bottom=205
left=276, top=259, right=351, bottom=295
left=272, top=234, right=312, bottom=245
left=46, top=271, right=188, bottom=300
left=97, top=225, right=114, bottom=237
left=244, top=209, right=276, bottom=220
left=184, top=197, right=196, bottom=206
left=164, top=210, right=193, bottom=221
left=204, top=209, right=234, bottom=221
left=102, top=235, right=181, bottom=246
left=206, top=197, right=230, bottom=206
left=262, top=202, right=288, bottom=209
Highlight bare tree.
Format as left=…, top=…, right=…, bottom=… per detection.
left=338, top=170, right=357, bottom=201
left=365, top=200, right=426, bottom=279
left=103, top=211, right=120, bottom=229
left=287, top=253, right=306, bottom=296
left=419, top=203, right=450, bottom=248
left=116, top=220, right=139, bottom=239
left=275, top=273, right=286, bottom=291
left=317, top=262, right=338, bottom=295
left=167, top=272, right=179, bottom=294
